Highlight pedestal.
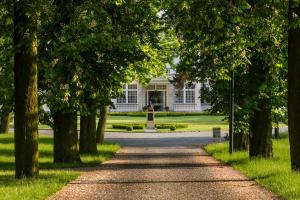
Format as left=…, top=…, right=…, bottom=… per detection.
left=146, top=110, right=156, bottom=132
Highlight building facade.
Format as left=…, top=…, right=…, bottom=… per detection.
left=111, top=69, right=211, bottom=112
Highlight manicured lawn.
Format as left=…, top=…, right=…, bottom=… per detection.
left=0, top=133, right=119, bottom=200
left=106, top=115, right=228, bottom=132
left=205, top=134, right=300, bottom=200
left=10, top=114, right=229, bottom=132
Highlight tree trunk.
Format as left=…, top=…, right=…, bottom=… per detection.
left=13, top=0, right=39, bottom=179
left=0, top=109, right=12, bottom=133
left=288, top=1, right=300, bottom=171
left=53, top=111, right=81, bottom=163
left=234, top=133, right=248, bottom=151
left=96, top=106, right=107, bottom=144
left=274, top=127, right=280, bottom=139
left=80, top=113, right=97, bottom=154
left=249, top=98, right=273, bottom=158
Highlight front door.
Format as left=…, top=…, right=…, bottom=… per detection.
left=148, top=91, right=164, bottom=111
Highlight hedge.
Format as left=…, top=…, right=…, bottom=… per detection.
left=112, top=124, right=145, bottom=130
left=155, top=123, right=188, bottom=129
left=111, top=123, right=188, bottom=130
left=108, top=112, right=221, bottom=117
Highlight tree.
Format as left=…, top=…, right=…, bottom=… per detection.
left=288, top=0, right=300, bottom=170
left=96, top=105, right=108, bottom=144
left=165, top=0, right=287, bottom=157
left=38, top=0, right=174, bottom=162
left=38, top=0, right=83, bottom=163
left=13, top=0, right=39, bottom=178
left=79, top=97, right=97, bottom=154
left=0, top=0, right=14, bottom=134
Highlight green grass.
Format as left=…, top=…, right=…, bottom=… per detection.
left=205, top=134, right=300, bottom=200
left=0, top=133, right=119, bottom=200
left=10, top=115, right=228, bottom=132
left=106, top=115, right=228, bottom=132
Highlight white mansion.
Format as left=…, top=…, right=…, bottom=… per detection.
left=111, top=68, right=211, bottom=112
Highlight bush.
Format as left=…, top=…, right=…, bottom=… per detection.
left=112, top=123, right=145, bottom=130
left=111, top=123, right=187, bottom=131
left=170, top=126, right=176, bottom=131
left=132, top=124, right=145, bottom=129
left=126, top=125, right=133, bottom=131
left=155, top=123, right=188, bottom=129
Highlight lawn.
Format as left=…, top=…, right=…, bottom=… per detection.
left=205, top=134, right=300, bottom=200
left=0, top=133, right=119, bottom=200
left=10, top=114, right=229, bottom=132
left=106, top=115, right=228, bottom=132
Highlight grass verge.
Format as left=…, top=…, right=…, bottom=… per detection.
left=0, top=133, right=119, bottom=200
left=204, top=133, right=300, bottom=200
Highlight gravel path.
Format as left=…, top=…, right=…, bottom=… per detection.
left=48, top=132, right=277, bottom=200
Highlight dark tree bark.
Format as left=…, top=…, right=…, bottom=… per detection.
left=288, top=1, right=300, bottom=170
left=274, top=127, right=280, bottom=139
left=13, top=0, right=39, bottom=178
left=96, top=106, right=107, bottom=144
left=233, top=133, right=248, bottom=151
left=80, top=112, right=97, bottom=154
left=0, top=109, right=12, bottom=133
left=249, top=98, right=273, bottom=158
left=53, top=111, right=81, bottom=163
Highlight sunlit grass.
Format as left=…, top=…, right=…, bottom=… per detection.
left=0, top=133, right=119, bottom=200
left=205, top=133, right=300, bottom=200
left=106, top=115, right=228, bottom=132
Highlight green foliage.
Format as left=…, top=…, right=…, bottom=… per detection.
left=0, top=0, right=14, bottom=117
left=106, top=115, right=228, bottom=132
left=38, top=0, right=177, bottom=116
left=112, top=123, right=145, bottom=130
left=165, top=0, right=288, bottom=132
left=170, top=125, right=176, bottom=131
left=126, top=125, right=133, bottom=131
left=111, top=122, right=188, bottom=130
left=155, top=123, right=188, bottom=129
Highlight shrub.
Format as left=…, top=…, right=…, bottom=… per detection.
left=132, top=124, right=145, bottom=129
left=170, top=126, right=176, bottom=131
left=155, top=123, right=188, bottom=129
left=111, top=123, right=145, bottom=130
left=126, top=125, right=133, bottom=131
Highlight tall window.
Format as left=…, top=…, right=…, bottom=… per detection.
left=175, top=84, right=195, bottom=104
left=175, top=90, right=184, bottom=103
left=117, top=84, right=138, bottom=104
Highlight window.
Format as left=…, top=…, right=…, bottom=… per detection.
left=116, top=84, right=138, bottom=104
left=128, top=84, right=137, bottom=90
left=117, top=91, right=126, bottom=104
left=174, top=84, right=195, bottom=104
left=128, top=91, right=137, bottom=103
left=186, top=90, right=195, bottom=103
left=175, top=90, right=184, bottom=103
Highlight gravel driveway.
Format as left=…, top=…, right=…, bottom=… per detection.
left=48, top=132, right=277, bottom=200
